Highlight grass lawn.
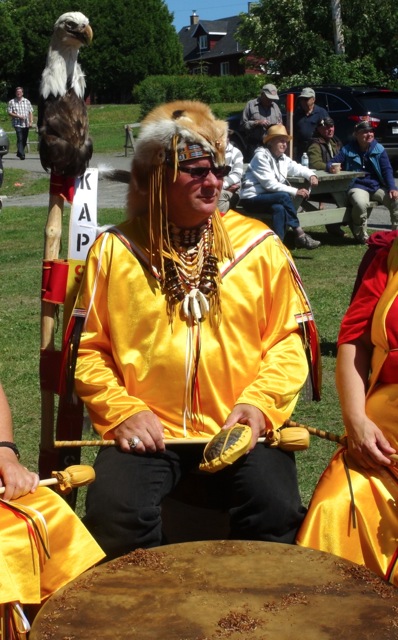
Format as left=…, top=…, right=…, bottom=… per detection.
left=0, top=198, right=369, bottom=514
left=0, top=102, right=245, bottom=156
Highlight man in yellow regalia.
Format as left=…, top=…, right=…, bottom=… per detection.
left=71, top=100, right=320, bottom=560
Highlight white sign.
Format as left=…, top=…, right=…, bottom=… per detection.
left=68, top=169, right=98, bottom=260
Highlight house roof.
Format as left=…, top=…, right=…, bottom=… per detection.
left=178, top=15, right=245, bottom=63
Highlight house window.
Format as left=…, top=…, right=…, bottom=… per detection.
left=220, top=61, right=230, bottom=76
left=199, top=35, right=208, bottom=50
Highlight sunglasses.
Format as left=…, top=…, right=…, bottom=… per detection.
left=177, top=165, right=231, bottom=179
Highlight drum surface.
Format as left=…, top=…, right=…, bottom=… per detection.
left=31, top=540, right=398, bottom=639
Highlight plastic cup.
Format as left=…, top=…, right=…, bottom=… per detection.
left=331, top=163, right=341, bottom=173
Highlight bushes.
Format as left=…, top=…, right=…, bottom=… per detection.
left=133, top=74, right=267, bottom=118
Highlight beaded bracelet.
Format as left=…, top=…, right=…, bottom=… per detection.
left=0, top=441, right=20, bottom=459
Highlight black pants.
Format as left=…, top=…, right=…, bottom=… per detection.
left=83, top=443, right=306, bottom=559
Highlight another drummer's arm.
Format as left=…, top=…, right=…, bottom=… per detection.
left=0, top=383, right=39, bottom=500
left=336, top=340, right=395, bottom=469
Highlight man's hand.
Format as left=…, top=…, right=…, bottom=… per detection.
left=309, top=175, right=319, bottom=186
left=389, top=189, right=398, bottom=201
left=114, top=410, right=165, bottom=454
left=0, top=450, right=39, bottom=501
left=222, top=403, right=266, bottom=450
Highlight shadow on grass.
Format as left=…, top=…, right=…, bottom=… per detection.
left=320, top=341, right=338, bottom=357
left=285, top=228, right=360, bottom=252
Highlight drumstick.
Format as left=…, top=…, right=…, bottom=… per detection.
left=53, top=419, right=398, bottom=462
left=285, top=419, right=398, bottom=463
left=0, top=464, right=95, bottom=496
left=54, top=437, right=267, bottom=447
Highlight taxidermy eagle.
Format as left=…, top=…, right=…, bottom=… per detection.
left=38, top=12, right=93, bottom=177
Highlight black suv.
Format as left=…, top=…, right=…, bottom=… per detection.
left=229, top=85, right=398, bottom=169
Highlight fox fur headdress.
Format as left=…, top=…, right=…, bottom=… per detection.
left=128, top=100, right=228, bottom=218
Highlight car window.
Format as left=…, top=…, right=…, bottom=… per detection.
left=324, top=94, right=351, bottom=112
left=313, top=92, right=328, bottom=110
left=356, top=95, right=398, bottom=113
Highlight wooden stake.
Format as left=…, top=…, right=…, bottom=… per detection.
left=40, top=194, right=64, bottom=462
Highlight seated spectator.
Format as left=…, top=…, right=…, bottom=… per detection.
left=308, top=117, right=345, bottom=238
left=328, top=121, right=398, bottom=244
left=217, top=137, right=244, bottom=213
left=294, top=88, right=329, bottom=161
left=239, top=124, right=320, bottom=249
left=307, top=117, right=342, bottom=169
left=240, top=84, right=282, bottom=160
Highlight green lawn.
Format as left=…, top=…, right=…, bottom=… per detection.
left=1, top=102, right=245, bottom=156
left=0, top=199, right=368, bottom=513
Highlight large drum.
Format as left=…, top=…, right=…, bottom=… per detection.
left=31, top=540, right=398, bottom=639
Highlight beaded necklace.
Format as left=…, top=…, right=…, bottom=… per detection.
left=163, top=218, right=219, bottom=323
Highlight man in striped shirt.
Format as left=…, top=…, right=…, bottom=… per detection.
left=8, top=87, right=33, bottom=160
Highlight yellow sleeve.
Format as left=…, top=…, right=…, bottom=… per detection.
left=74, top=236, right=149, bottom=438
left=236, top=241, right=309, bottom=428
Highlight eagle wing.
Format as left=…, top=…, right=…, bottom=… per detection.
left=39, top=89, right=92, bottom=177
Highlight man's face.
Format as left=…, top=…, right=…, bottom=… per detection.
left=166, top=158, right=224, bottom=228
left=260, top=93, right=272, bottom=108
left=16, top=88, right=23, bottom=100
left=318, top=124, right=334, bottom=140
left=299, top=97, right=315, bottom=113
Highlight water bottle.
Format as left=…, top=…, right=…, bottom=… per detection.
left=301, top=152, right=309, bottom=167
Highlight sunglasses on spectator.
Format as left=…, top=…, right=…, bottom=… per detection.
left=177, top=165, right=231, bottom=179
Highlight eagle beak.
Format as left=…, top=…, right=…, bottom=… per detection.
left=80, top=24, right=93, bottom=46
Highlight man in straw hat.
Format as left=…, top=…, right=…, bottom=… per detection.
left=241, top=83, right=282, bottom=160
left=240, top=124, right=321, bottom=249
left=71, top=100, right=319, bottom=559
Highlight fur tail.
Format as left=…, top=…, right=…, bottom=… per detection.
left=98, top=164, right=130, bottom=184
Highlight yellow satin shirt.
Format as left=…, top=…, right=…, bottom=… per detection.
left=74, top=211, right=309, bottom=439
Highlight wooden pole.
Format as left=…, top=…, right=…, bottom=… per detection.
left=286, top=93, right=295, bottom=158
left=40, top=194, right=64, bottom=474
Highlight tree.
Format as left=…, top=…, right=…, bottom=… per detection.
left=0, top=1, right=24, bottom=93
left=3, top=0, right=89, bottom=100
left=236, top=0, right=398, bottom=84
left=1, top=0, right=184, bottom=103
left=236, top=0, right=332, bottom=77
left=82, top=0, right=185, bottom=102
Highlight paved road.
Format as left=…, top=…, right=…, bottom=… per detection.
left=1, top=150, right=394, bottom=228
left=2, top=151, right=132, bottom=209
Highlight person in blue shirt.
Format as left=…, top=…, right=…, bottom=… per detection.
left=327, top=121, right=398, bottom=244
left=293, top=88, right=329, bottom=162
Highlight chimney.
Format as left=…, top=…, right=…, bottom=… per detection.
left=190, top=10, right=199, bottom=26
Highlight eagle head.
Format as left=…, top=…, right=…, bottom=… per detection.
left=53, top=12, right=93, bottom=49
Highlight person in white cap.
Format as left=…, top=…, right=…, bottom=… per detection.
left=241, top=83, right=282, bottom=160
left=293, top=87, right=329, bottom=161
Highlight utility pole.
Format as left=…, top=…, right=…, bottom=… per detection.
left=330, top=0, right=345, bottom=54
